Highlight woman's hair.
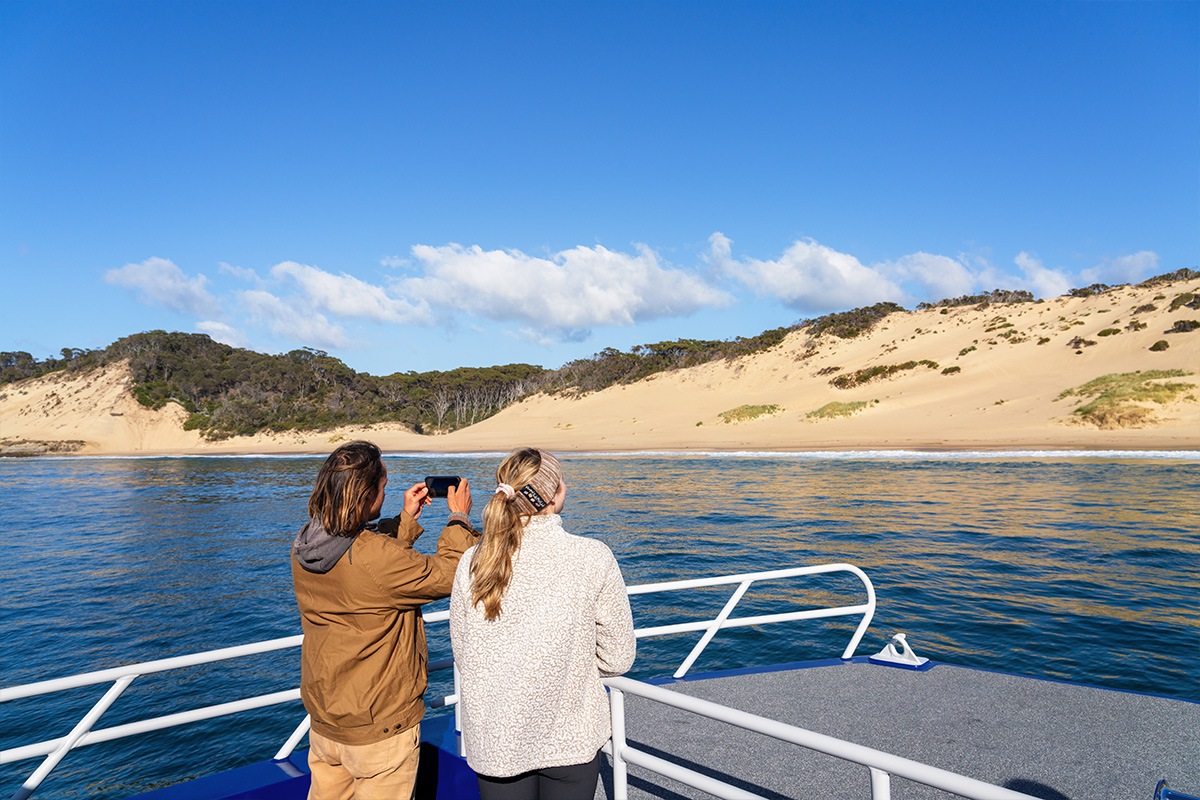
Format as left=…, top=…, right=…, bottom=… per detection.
left=472, top=447, right=561, bottom=620
left=308, top=440, right=385, bottom=537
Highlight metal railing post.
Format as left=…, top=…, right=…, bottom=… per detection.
left=454, top=662, right=462, bottom=735
left=609, top=686, right=628, bottom=800
left=674, top=580, right=752, bottom=678
left=453, top=662, right=465, bottom=758
left=273, top=715, right=310, bottom=761
left=10, top=675, right=135, bottom=800
left=837, top=564, right=876, bottom=659
left=870, top=766, right=892, bottom=800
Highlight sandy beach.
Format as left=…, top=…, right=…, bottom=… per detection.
left=3, top=279, right=1199, bottom=456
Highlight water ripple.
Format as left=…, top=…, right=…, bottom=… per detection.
left=1, top=454, right=1197, bottom=799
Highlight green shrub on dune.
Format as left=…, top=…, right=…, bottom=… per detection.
left=1168, top=293, right=1198, bottom=312
left=803, top=302, right=903, bottom=339
left=1057, top=370, right=1195, bottom=429
left=806, top=401, right=868, bottom=419
left=718, top=404, right=781, bottom=423
left=830, top=360, right=939, bottom=389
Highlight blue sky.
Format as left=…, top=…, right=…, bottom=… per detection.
left=2, top=1, right=1196, bottom=376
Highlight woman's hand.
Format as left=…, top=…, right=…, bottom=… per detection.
left=447, top=479, right=472, bottom=517
left=403, top=482, right=431, bottom=519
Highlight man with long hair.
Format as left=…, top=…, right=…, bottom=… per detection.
left=292, top=440, right=478, bottom=799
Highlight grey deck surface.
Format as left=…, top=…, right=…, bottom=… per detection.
left=595, top=660, right=1200, bottom=800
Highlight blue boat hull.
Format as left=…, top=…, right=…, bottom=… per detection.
left=123, top=715, right=476, bottom=800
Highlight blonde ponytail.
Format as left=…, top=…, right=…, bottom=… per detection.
left=471, top=448, right=560, bottom=620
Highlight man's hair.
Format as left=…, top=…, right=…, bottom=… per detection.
left=308, top=440, right=385, bottom=537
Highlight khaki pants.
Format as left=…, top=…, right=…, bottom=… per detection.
left=307, top=725, right=421, bottom=800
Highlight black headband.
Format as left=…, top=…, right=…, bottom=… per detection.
left=519, top=484, right=547, bottom=510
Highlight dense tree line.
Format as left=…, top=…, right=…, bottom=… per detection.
left=0, top=326, right=801, bottom=438
left=4, top=269, right=1194, bottom=438
left=550, top=327, right=798, bottom=395
left=1, top=347, right=104, bottom=384
left=800, top=302, right=905, bottom=339
left=1140, top=268, right=1198, bottom=287
left=1, top=332, right=545, bottom=439
left=916, top=289, right=1035, bottom=310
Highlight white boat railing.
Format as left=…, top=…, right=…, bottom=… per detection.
left=1, top=563, right=874, bottom=800
left=626, top=562, right=875, bottom=678
left=0, top=636, right=306, bottom=800
left=602, top=676, right=1040, bottom=800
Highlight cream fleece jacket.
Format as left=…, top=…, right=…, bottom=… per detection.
left=449, top=514, right=636, bottom=777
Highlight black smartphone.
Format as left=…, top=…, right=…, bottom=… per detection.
left=424, top=476, right=461, bottom=498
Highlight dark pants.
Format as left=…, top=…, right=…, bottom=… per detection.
left=476, top=751, right=602, bottom=800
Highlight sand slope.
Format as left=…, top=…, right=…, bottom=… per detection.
left=0, top=362, right=203, bottom=454
left=3, top=280, right=1198, bottom=455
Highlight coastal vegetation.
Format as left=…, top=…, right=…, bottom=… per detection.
left=3, top=270, right=1197, bottom=439
left=0, top=438, right=86, bottom=456
left=1142, top=268, right=1199, bottom=286
left=803, top=302, right=903, bottom=339
left=916, top=288, right=1034, bottom=310
left=0, top=299, right=910, bottom=438
left=1168, top=292, right=1198, bottom=312
left=806, top=401, right=868, bottom=419
left=718, top=404, right=781, bottom=423
left=830, top=360, right=939, bottom=389
left=550, top=327, right=797, bottom=395
left=1056, top=370, right=1195, bottom=429
left=1, top=332, right=544, bottom=438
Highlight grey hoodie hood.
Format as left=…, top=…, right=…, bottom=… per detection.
left=292, top=518, right=358, bottom=574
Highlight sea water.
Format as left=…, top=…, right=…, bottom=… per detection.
left=2, top=452, right=1198, bottom=799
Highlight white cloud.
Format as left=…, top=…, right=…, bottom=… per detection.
left=509, top=327, right=558, bottom=347
left=710, top=233, right=1159, bottom=311
left=964, top=253, right=1010, bottom=292
left=105, top=257, right=221, bottom=317
left=195, top=320, right=250, bottom=349
left=707, top=233, right=905, bottom=312
left=271, top=261, right=431, bottom=325
left=1081, top=251, right=1160, bottom=286
left=219, top=262, right=265, bottom=286
left=240, top=290, right=350, bottom=349
left=879, top=252, right=977, bottom=299
left=403, top=242, right=729, bottom=333
left=1014, top=252, right=1072, bottom=299
left=380, top=255, right=407, bottom=268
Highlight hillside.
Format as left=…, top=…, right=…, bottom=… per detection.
left=2, top=276, right=1198, bottom=455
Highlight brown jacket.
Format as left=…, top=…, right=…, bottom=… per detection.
left=292, top=512, right=478, bottom=745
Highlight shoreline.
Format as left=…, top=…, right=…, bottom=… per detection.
left=12, top=445, right=1200, bottom=460
left=5, top=278, right=1199, bottom=459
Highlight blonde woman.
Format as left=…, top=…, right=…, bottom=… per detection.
left=450, top=448, right=636, bottom=800
left=293, top=440, right=479, bottom=800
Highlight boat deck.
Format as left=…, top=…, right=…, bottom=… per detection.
left=122, top=659, right=1200, bottom=800
left=610, top=658, right=1200, bottom=800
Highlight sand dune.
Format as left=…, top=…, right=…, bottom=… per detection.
left=3, top=280, right=1198, bottom=456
